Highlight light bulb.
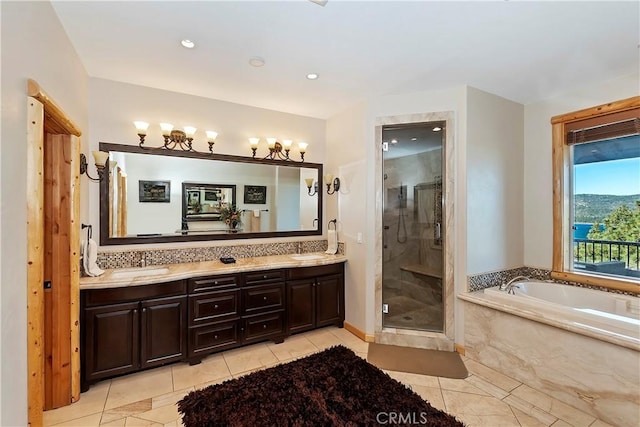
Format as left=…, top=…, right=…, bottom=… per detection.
left=249, top=137, right=260, bottom=147
left=266, top=137, right=277, bottom=149
left=92, top=151, right=109, bottom=167
left=298, top=142, right=308, bottom=153
left=160, top=123, right=173, bottom=136
left=282, top=139, right=293, bottom=148
left=133, top=121, right=149, bottom=135
left=184, top=126, right=197, bottom=137
left=206, top=130, right=218, bottom=142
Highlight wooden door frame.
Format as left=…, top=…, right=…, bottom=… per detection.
left=27, top=79, right=82, bottom=425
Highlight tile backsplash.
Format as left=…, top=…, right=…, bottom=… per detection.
left=95, top=240, right=343, bottom=271
left=468, top=266, right=638, bottom=296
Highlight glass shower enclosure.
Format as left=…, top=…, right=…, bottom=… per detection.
left=382, top=122, right=445, bottom=332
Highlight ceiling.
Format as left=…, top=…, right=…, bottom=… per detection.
left=51, top=0, right=639, bottom=119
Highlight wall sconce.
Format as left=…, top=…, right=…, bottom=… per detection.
left=80, top=151, right=109, bottom=182
left=305, top=178, right=319, bottom=196
left=324, top=173, right=340, bottom=195
left=134, top=121, right=218, bottom=153
left=248, top=137, right=307, bottom=162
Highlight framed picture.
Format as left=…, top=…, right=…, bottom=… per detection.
left=244, top=185, right=267, bottom=204
left=139, top=180, right=170, bottom=203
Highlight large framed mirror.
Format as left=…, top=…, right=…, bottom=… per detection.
left=99, top=142, right=323, bottom=245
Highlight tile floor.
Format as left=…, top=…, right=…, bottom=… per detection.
left=44, top=327, right=613, bottom=427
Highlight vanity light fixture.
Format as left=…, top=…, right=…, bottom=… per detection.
left=305, top=178, right=319, bottom=196
left=134, top=122, right=218, bottom=153
left=324, top=173, right=340, bottom=195
left=248, top=137, right=307, bottom=162
left=80, top=151, right=109, bottom=182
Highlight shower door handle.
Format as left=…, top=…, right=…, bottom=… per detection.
left=435, top=223, right=441, bottom=239
left=383, top=226, right=389, bottom=248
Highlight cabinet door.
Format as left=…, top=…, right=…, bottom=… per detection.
left=140, top=295, right=187, bottom=369
left=84, top=302, right=139, bottom=382
left=287, top=279, right=315, bottom=334
left=315, top=274, right=344, bottom=327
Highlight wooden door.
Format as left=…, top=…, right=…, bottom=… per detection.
left=287, top=279, right=315, bottom=334
left=315, top=274, right=343, bottom=327
left=27, top=80, right=82, bottom=424
left=84, top=302, right=140, bottom=382
left=140, top=296, right=187, bottom=369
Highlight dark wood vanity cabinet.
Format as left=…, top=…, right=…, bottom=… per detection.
left=81, top=262, right=345, bottom=385
left=81, top=280, right=187, bottom=390
left=287, top=263, right=345, bottom=334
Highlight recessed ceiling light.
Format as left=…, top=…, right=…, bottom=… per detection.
left=181, top=39, right=195, bottom=49
left=249, top=57, right=265, bottom=67
left=306, top=73, right=319, bottom=80
left=432, top=127, right=442, bottom=132
left=411, top=137, right=417, bottom=141
left=391, top=139, right=398, bottom=144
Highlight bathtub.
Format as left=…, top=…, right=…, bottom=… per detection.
left=483, top=281, right=640, bottom=345
left=460, top=281, right=640, bottom=426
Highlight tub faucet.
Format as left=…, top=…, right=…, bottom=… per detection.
left=500, top=276, right=530, bottom=294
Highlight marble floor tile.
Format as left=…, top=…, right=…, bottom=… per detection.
left=171, top=355, right=230, bottom=390
left=100, top=399, right=152, bottom=425
left=222, top=342, right=279, bottom=375
left=384, top=370, right=440, bottom=388
left=266, top=334, right=319, bottom=361
left=510, top=407, right=550, bottom=427
left=133, top=403, right=181, bottom=425
left=122, top=416, right=163, bottom=426
left=329, top=327, right=369, bottom=352
left=550, top=419, right=574, bottom=427
left=44, top=380, right=111, bottom=426
left=510, top=384, right=596, bottom=427
left=410, top=385, right=446, bottom=412
left=464, top=374, right=509, bottom=400
left=463, top=358, right=522, bottom=392
left=100, top=418, right=126, bottom=426
left=438, top=377, right=491, bottom=396
left=503, top=394, right=558, bottom=426
left=589, top=420, right=615, bottom=427
left=50, top=412, right=103, bottom=427
left=152, top=388, right=194, bottom=410
left=303, top=328, right=344, bottom=349
left=193, top=375, right=232, bottom=390
left=442, top=389, right=520, bottom=427
left=105, top=367, right=174, bottom=410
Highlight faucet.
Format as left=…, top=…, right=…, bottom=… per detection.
left=296, top=242, right=302, bottom=254
left=499, top=275, right=529, bottom=294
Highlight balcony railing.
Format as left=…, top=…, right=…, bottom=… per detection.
left=573, top=238, right=640, bottom=277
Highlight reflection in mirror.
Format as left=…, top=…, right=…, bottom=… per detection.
left=100, top=143, right=322, bottom=245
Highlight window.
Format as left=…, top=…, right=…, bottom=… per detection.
left=551, top=97, right=640, bottom=292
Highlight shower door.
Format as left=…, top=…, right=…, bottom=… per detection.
left=382, top=122, right=445, bottom=332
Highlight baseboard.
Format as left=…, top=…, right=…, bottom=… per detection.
left=344, top=321, right=375, bottom=342
left=454, top=344, right=465, bottom=355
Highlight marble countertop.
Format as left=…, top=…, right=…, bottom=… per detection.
left=80, top=252, right=347, bottom=290
left=458, top=290, right=639, bottom=352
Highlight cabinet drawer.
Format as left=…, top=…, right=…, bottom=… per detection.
left=286, top=263, right=344, bottom=280
left=243, top=269, right=285, bottom=286
left=243, top=311, right=285, bottom=342
left=242, top=284, right=284, bottom=314
left=188, top=321, right=240, bottom=357
left=83, top=280, right=186, bottom=307
left=189, top=290, right=240, bottom=325
left=188, top=274, right=239, bottom=293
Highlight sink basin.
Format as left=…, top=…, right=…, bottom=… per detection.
left=111, top=267, right=170, bottom=279
left=290, top=254, right=325, bottom=261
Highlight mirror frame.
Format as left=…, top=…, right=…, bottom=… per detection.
left=99, top=142, right=323, bottom=245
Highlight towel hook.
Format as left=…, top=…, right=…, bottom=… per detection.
left=81, top=223, right=92, bottom=240
left=328, top=219, right=337, bottom=230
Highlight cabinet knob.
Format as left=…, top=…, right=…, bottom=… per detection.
left=263, top=324, right=267, bottom=329
left=213, top=281, right=218, bottom=285
left=263, top=275, right=268, bottom=279
left=214, top=335, right=218, bottom=340
left=263, top=296, right=267, bottom=301
left=214, top=304, right=219, bottom=309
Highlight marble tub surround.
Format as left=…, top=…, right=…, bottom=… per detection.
left=467, top=266, right=551, bottom=292
left=463, top=300, right=639, bottom=426
left=80, top=252, right=347, bottom=290
left=95, top=239, right=343, bottom=270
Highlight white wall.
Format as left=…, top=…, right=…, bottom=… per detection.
left=0, top=2, right=88, bottom=424
left=88, top=78, right=326, bottom=245
left=466, top=87, right=524, bottom=274
left=523, top=72, right=639, bottom=269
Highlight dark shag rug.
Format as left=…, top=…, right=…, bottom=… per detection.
left=178, top=345, right=464, bottom=426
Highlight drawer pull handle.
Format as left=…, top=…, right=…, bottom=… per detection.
left=263, top=324, right=267, bottom=329
left=214, top=304, right=219, bottom=309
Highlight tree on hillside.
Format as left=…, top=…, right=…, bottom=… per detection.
left=588, top=201, right=640, bottom=242
left=577, top=201, right=640, bottom=271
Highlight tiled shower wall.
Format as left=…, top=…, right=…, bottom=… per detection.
left=96, top=240, right=344, bottom=270
left=468, top=266, right=639, bottom=296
